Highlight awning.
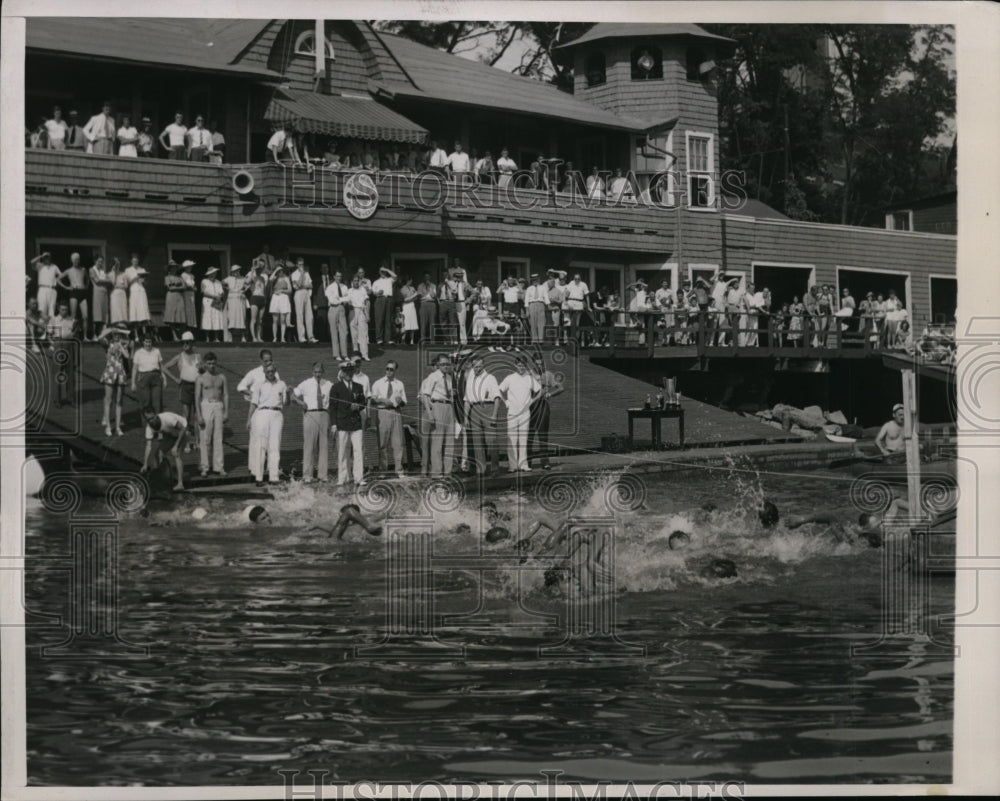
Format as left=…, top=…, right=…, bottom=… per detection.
left=264, top=89, right=428, bottom=144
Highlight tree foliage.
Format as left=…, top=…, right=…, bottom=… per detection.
left=377, top=20, right=955, bottom=226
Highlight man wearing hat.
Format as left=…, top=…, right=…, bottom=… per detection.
left=293, top=361, right=334, bottom=483
left=875, top=403, right=909, bottom=458
left=137, top=118, right=156, bottom=158
left=419, top=354, right=457, bottom=475
left=200, top=266, right=225, bottom=342
left=64, top=110, right=86, bottom=152
left=291, top=257, right=316, bottom=343
left=371, top=263, right=397, bottom=346
left=525, top=273, right=548, bottom=343
left=331, top=360, right=368, bottom=487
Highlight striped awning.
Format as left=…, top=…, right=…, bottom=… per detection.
left=264, top=89, right=428, bottom=144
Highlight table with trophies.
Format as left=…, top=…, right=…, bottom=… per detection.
left=626, top=378, right=685, bottom=450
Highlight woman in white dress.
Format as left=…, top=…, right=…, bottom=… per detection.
left=109, top=258, right=129, bottom=327
left=117, top=115, right=138, bottom=158
left=496, top=147, right=517, bottom=188
left=400, top=278, right=419, bottom=345
left=125, top=254, right=151, bottom=339
left=223, top=264, right=248, bottom=343
left=200, top=266, right=225, bottom=342
left=586, top=167, right=606, bottom=201
left=268, top=266, right=292, bottom=343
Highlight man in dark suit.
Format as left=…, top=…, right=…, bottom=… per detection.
left=331, top=360, right=368, bottom=487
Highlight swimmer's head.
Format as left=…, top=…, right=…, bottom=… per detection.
left=191, top=507, right=208, bottom=521
left=758, top=500, right=779, bottom=529
left=341, top=504, right=360, bottom=515
left=701, top=558, right=738, bottom=579
left=668, top=530, right=691, bottom=550
left=485, top=526, right=511, bottom=544
left=701, top=502, right=717, bottom=513
left=455, top=523, right=472, bottom=536
left=481, top=501, right=499, bottom=523
left=245, top=505, right=269, bottom=524
left=858, top=512, right=881, bottom=530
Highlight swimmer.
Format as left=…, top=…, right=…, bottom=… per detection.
left=779, top=495, right=950, bottom=547
left=149, top=503, right=272, bottom=526
left=665, top=528, right=738, bottom=579
left=667, top=530, right=691, bottom=550
left=310, top=504, right=384, bottom=540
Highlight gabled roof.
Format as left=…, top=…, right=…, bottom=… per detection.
left=27, top=18, right=281, bottom=79
left=556, top=23, right=736, bottom=52
left=376, top=33, right=649, bottom=133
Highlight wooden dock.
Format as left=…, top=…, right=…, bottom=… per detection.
left=29, top=341, right=796, bottom=487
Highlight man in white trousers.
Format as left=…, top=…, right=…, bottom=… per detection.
left=292, top=361, right=333, bottom=483
left=346, top=275, right=371, bottom=360
left=247, top=364, right=288, bottom=486
left=499, top=357, right=540, bottom=472
left=291, top=257, right=316, bottom=343
left=325, top=266, right=350, bottom=361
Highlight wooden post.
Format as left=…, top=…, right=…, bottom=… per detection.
left=901, top=366, right=921, bottom=523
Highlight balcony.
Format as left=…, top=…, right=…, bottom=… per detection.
left=24, top=149, right=697, bottom=254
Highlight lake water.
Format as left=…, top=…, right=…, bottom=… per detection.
left=23, top=465, right=954, bottom=786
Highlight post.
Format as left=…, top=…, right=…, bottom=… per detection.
left=901, top=366, right=921, bottom=522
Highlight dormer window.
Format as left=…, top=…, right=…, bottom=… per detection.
left=585, top=52, right=606, bottom=87
left=630, top=45, right=662, bottom=80
left=294, top=29, right=335, bottom=59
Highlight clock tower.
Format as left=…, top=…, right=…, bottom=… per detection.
left=555, top=23, right=735, bottom=207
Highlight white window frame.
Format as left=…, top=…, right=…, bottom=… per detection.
left=390, top=252, right=450, bottom=281
left=685, top=131, right=715, bottom=210
left=928, top=273, right=957, bottom=324
left=34, top=237, right=106, bottom=265
left=628, top=261, right=677, bottom=295
left=835, top=264, right=913, bottom=319
left=294, top=29, right=336, bottom=59
left=885, top=209, right=914, bottom=231
left=167, top=242, right=231, bottom=272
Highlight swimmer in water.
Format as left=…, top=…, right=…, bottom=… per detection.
left=310, top=504, right=384, bottom=540
left=665, top=528, right=738, bottom=579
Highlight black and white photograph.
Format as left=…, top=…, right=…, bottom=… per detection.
left=1, top=1, right=998, bottom=797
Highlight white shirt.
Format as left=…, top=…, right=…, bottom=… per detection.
left=237, top=365, right=281, bottom=396
left=45, top=118, right=67, bottom=144
left=477, top=287, right=492, bottom=306
left=527, top=284, right=549, bottom=303
left=448, top=151, right=470, bottom=172
left=293, top=377, right=333, bottom=411
left=430, top=148, right=448, bottom=168
left=188, top=126, right=213, bottom=150
left=352, top=371, right=371, bottom=398
left=655, top=288, right=675, bottom=308
left=497, top=155, right=517, bottom=173
left=370, top=376, right=407, bottom=408
left=499, top=372, right=539, bottom=417
left=346, top=286, right=369, bottom=310
left=291, top=268, right=312, bottom=292
left=84, top=112, right=116, bottom=142
left=502, top=285, right=520, bottom=304
left=711, top=280, right=729, bottom=309
left=162, top=122, right=188, bottom=147
left=465, top=370, right=500, bottom=403
left=371, top=277, right=395, bottom=297
left=145, top=411, right=187, bottom=440
left=250, top=379, right=288, bottom=409
left=565, top=281, right=589, bottom=303
left=419, top=369, right=453, bottom=403
left=325, top=281, right=348, bottom=305
left=36, top=263, right=60, bottom=288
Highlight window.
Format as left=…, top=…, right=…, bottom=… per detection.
left=885, top=210, right=913, bottom=231
left=630, top=45, right=663, bottom=80
left=929, top=276, right=957, bottom=323
left=686, top=132, right=715, bottom=208
left=294, top=29, right=335, bottom=59
left=686, top=47, right=706, bottom=81
left=585, top=52, right=606, bottom=88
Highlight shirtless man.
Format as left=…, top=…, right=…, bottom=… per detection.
left=58, top=253, right=90, bottom=340
left=875, top=403, right=909, bottom=456
left=194, top=352, right=229, bottom=477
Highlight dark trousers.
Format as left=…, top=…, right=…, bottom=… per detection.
left=313, top=304, right=329, bottom=340
left=438, top=300, right=457, bottom=342
left=419, top=301, right=437, bottom=343
left=529, top=398, right=551, bottom=467
left=137, top=370, right=163, bottom=413
left=467, top=403, right=500, bottom=473
left=374, top=296, right=394, bottom=343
